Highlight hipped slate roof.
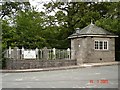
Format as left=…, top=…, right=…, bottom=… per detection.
left=68, top=23, right=118, bottom=38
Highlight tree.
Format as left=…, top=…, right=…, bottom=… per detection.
left=1, top=1, right=31, bottom=49
left=12, top=9, right=47, bottom=49
left=2, top=1, right=120, bottom=50
left=2, top=19, right=15, bottom=49
left=1, top=1, right=30, bottom=19
left=43, top=2, right=120, bottom=49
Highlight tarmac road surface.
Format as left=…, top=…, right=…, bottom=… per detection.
left=2, top=65, right=119, bottom=88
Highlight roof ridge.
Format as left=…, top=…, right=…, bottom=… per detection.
left=68, top=23, right=118, bottom=39
left=86, top=24, right=95, bottom=34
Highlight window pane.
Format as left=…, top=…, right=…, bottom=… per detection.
left=95, top=41, right=99, bottom=49
left=99, top=41, right=103, bottom=49
left=104, top=41, right=108, bottom=49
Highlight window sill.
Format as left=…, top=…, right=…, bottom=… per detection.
left=94, top=49, right=109, bottom=51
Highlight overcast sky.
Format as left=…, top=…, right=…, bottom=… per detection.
left=29, top=0, right=57, bottom=12
left=29, top=0, right=46, bottom=11
left=29, top=0, right=58, bottom=15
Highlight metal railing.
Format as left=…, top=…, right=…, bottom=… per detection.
left=4, top=47, right=71, bottom=60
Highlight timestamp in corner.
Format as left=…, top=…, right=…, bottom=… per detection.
left=89, top=79, right=109, bottom=84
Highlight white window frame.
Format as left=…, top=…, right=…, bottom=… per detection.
left=94, top=40, right=108, bottom=50
left=94, top=40, right=99, bottom=50
left=103, top=41, right=108, bottom=50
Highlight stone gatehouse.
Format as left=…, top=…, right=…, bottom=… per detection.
left=68, top=22, right=118, bottom=64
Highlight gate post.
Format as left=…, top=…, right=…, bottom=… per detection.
left=8, top=46, right=11, bottom=59
left=13, top=47, right=18, bottom=60
left=43, top=47, right=49, bottom=60
left=53, top=48, right=56, bottom=60
left=36, top=48, right=39, bottom=60
left=67, top=48, right=70, bottom=59
left=21, top=47, right=24, bottom=59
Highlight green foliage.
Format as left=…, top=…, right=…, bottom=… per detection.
left=96, top=18, right=120, bottom=34
left=1, top=2, right=120, bottom=51
left=1, top=2, right=120, bottom=69
left=43, top=2, right=120, bottom=49
left=14, top=10, right=46, bottom=49
left=1, top=2, right=30, bottom=19
left=2, top=19, right=15, bottom=49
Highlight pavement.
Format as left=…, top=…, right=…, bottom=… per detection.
left=2, top=65, right=119, bottom=88
left=1, top=61, right=120, bottom=73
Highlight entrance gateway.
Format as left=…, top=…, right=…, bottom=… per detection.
left=68, top=22, right=118, bottom=64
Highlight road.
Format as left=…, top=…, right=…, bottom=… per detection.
left=2, top=65, right=119, bottom=88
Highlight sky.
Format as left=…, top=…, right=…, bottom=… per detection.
left=29, top=0, right=58, bottom=15
left=29, top=0, right=46, bottom=11
left=28, top=0, right=112, bottom=12
left=29, top=0, right=56, bottom=11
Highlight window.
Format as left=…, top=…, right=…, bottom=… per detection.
left=99, top=41, right=103, bottom=49
left=104, top=41, right=108, bottom=49
left=94, top=40, right=108, bottom=50
left=95, top=41, right=99, bottom=49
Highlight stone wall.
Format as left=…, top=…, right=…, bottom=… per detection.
left=71, top=37, right=115, bottom=64
left=6, top=59, right=77, bottom=69
left=84, top=37, right=115, bottom=63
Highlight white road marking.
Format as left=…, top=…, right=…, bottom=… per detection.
left=95, top=73, right=101, bottom=75
left=16, top=78, right=23, bottom=81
